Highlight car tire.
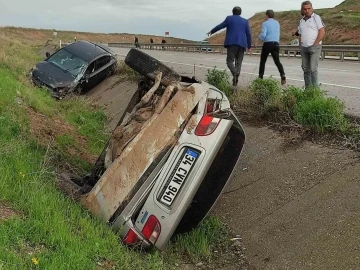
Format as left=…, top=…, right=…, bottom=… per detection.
left=124, top=48, right=181, bottom=86
left=109, top=62, right=117, bottom=76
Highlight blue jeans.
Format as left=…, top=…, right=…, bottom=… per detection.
left=301, top=45, right=322, bottom=88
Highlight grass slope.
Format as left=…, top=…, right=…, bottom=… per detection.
left=0, top=26, right=228, bottom=269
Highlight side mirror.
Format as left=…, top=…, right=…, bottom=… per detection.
left=45, top=52, right=51, bottom=58
left=84, top=74, right=89, bottom=83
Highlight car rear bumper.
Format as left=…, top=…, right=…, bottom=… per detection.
left=116, top=114, right=236, bottom=250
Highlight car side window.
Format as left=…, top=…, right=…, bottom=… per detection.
left=95, top=56, right=111, bottom=71
left=85, top=62, right=95, bottom=75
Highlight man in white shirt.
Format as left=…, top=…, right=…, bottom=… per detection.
left=298, top=1, right=325, bottom=88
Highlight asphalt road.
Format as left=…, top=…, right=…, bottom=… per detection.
left=111, top=47, right=360, bottom=117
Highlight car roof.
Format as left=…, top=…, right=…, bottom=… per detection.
left=63, top=40, right=111, bottom=62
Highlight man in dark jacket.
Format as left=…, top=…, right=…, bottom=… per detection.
left=134, top=37, right=140, bottom=49
left=207, top=6, right=252, bottom=86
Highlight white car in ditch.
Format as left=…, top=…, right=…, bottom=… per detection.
left=60, top=48, right=246, bottom=250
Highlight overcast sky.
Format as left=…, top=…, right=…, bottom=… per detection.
left=0, top=0, right=343, bottom=40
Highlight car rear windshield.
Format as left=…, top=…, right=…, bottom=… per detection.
left=47, top=49, right=86, bottom=77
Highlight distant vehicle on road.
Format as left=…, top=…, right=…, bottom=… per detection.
left=30, top=40, right=117, bottom=99
left=196, top=40, right=212, bottom=52
left=284, top=38, right=301, bottom=56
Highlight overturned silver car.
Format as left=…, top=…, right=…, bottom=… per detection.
left=61, top=48, right=246, bottom=250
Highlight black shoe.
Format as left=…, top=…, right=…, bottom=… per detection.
left=281, top=77, right=286, bottom=85
left=232, top=74, right=239, bottom=86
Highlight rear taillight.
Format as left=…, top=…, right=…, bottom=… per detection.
left=142, top=215, right=161, bottom=244
left=123, top=229, right=139, bottom=244
left=195, top=116, right=221, bottom=136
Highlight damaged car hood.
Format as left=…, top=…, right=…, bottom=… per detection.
left=32, top=61, right=76, bottom=89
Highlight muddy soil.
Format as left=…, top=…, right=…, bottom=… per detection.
left=214, top=124, right=360, bottom=270
left=0, top=202, right=17, bottom=221
left=85, top=76, right=137, bottom=131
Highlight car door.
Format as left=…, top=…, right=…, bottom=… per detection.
left=94, top=55, right=111, bottom=83
left=79, top=61, right=97, bottom=91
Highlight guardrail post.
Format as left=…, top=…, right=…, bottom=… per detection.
left=321, top=51, right=325, bottom=61
left=358, top=53, right=360, bottom=61
left=340, top=52, right=345, bottom=62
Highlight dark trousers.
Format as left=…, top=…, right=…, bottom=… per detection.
left=226, top=45, right=245, bottom=76
left=259, top=42, right=285, bottom=78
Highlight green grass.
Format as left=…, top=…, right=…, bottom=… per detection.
left=116, top=61, right=141, bottom=81
left=0, top=38, right=225, bottom=269
left=61, top=98, right=108, bottom=155
left=168, top=217, right=224, bottom=263
left=0, top=40, right=163, bottom=269
left=233, top=77, right=350, bottom=133
left=0, top=65, right=163, bottom=269
left=205, top=67, right=232, bottom=97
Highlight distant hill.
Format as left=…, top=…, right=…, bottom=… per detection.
left=336, top=0, right=359, bottom=7
left=0, top=26, right=194, bottom=46
left=208, top=0, right=360, bottom=45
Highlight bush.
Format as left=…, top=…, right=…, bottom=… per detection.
left=232, top=78, right=350, bottom=133
left=205, top=68, right=232, bottom=96
left=293, top=96, right=348, bottom=132
left=243, top=78, right=283, bottom=116
left=248, top=78, right=282, bottom=105
left=282, top=86, right=326, bottom=114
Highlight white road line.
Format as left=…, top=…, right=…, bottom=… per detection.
left=116, top=54, right=360, bottom=90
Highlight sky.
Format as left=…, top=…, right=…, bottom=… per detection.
left=0, top=0, right=343, bottom=40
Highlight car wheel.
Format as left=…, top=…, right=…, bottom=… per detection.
left=76, top=86, right=82, bottom=95
left=124, top=48, right=181, bottom=86
left=109, top=62, right=117, bottom=76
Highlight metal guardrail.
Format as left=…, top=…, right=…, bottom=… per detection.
left=108, top=42, right=360, bottom=62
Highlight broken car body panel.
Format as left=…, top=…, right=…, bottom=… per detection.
left=80, top=83, right=208, bottom=221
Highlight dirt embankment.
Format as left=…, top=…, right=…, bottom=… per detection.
left=208, top=1, right=360, bottom=45
left=0, top=26, right=194, bottom=47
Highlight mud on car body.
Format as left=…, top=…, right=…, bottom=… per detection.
left=60, top=48, right=246, bottom=250
left=30, top=40, right=117, bottom=99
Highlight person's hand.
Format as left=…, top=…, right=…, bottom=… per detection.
left=247, top=48, right=252, bottom=54
left=207, top=31, right=212, bottom=37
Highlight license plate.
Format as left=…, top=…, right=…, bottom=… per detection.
left=159, top=148, right=199, bottom=207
